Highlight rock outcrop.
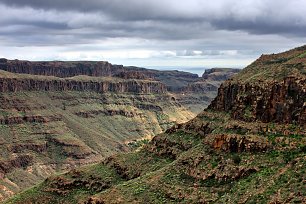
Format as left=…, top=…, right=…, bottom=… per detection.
left=0, top=155, right=33, bottom=178
left=209, top=45, right=306, bottom=126
left=178, top=68, right=241, bottom=93
left=0, top=115, right=61, bottom=125
left=0, top=59, right=240, bottom=93
left=202, top=68, right=241, bottom=81
left=0, top=77, right=166, bottom=94
left=0, top=59, right=198, bottom=82
left=211, top=134, right=271, bottom=152
left=209, top=77, right=306, bottom=126
left=0, top=59, right=123, bottom=78
left=7, top=143, right=48, bottom=153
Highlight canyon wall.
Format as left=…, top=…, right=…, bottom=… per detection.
left=0, top=59, right=198, bottom=81
left=0, top=59, right=123, bottom=78
left=209, top=45, right=306, bottom=126
left=0, top=77, right=166, bottom=94
left=209, top=77, right=306, bottom=126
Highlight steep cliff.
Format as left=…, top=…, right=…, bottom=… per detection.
left=0, top=59, right=123, bottom=78
left=0, top=64, right=240, bottom=116
left=0, top=59, right=197, bottom=88
left=0, top=72, right=166, bottom=94
left=0, top=59, right=239, bottom=92
left=209, top=45, right=306, bottom=126
left=7, top=45, right=305, bottom=204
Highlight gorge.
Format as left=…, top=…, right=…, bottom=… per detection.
left=4, top=45, right=305, bottom=204
left=0, top=60, right=239, bottom=201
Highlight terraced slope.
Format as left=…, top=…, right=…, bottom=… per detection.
left=0, top=71, right=194, bottom=201
left=7, top=46, right=305, bottom=203
left=0, top=66, right=239, bottom=201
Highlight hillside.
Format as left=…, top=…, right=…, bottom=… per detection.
left=6, top=45, right=305, bottom=204
left=231, top=45, right=306, bottom=83
left=0, top=63, right=239, bottom=201
left=210, top=45, right=306, bottom=126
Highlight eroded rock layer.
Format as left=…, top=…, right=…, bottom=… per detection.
left=209, top=77, right=306, bottom=126
left=0, top=77, right=166, bottom=94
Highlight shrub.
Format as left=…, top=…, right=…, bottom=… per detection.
left=232, top=154, right=241, bottom=165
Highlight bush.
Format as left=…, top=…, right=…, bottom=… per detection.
left=232, top=154, right=241, bottom=165
left=300, top=145, right=306, bottom=153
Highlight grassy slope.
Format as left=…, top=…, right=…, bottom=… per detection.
left=6, top=110, right=305, bottom=204
left=232, top=45, right=306, bottom=83
left=0, top=88, right=197, bottom=201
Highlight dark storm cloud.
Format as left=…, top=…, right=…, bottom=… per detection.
left=1, top=0, right=306, bottom=38
left=0, top=0, right=116, bottom=12
left=0, top=0, right=305, bottom=67
left=212, top=19, right=306, bottom=37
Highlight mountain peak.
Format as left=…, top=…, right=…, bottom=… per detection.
left=232, top=45, right=306, bottom=83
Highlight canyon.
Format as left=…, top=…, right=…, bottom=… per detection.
left=0, top=61, right=239, bottom=201
left=5, top=45, right=305, bottom=204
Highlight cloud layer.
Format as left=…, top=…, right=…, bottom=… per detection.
left=0, top=0, right=305, bottom=73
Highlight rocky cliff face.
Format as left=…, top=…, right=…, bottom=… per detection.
left=209, top=77, right=306, bottom=126
left=0, top=59, right=238, bottom=93
left=0, top=77, right=166, bottom=94
left=0, top=59, right=123, bottom=78
left=0, top=59, right=197, bottom=82
left=0, top=71, right=194, bottom=202
left=209, top=45, right=306, bottom=126
left=179, top=68, right=241, bottom=93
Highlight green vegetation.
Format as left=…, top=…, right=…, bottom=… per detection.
left=243, top=106, right=253, bottom=120
left=0, top=90, right=198, bottom=201
left=297, top=51, right=306, bottom=58
left=6, top=108, right=305, bottom=203
left=232, top=45, right=306, bottom=82
left=127, top=139, right=150, bottom=150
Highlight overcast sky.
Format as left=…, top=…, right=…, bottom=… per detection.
left=0, top=0, right=305, bottom=74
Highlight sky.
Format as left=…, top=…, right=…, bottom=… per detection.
left=0, top=0, right=305, bottom=75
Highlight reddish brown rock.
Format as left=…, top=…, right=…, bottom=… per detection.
left=211, top=134, right=271, bottom=153
left=44, top=173, right=110, bottom=196
left=114, top=71, right=154, bottom=79
left=0, top=155, right=33, bottom=177
left=7, top=142, right=47, bottom=153
left=209, top=77, right=306, bottom=126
